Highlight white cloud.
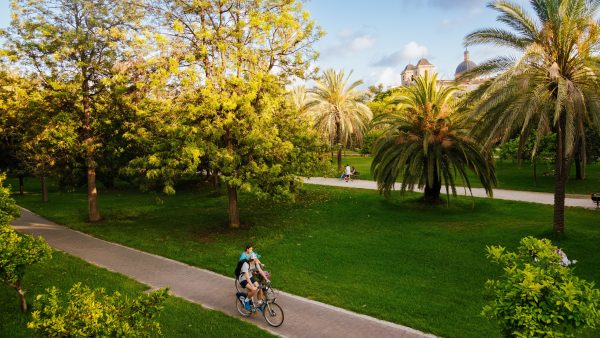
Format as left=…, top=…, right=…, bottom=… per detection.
left=402, top=41, right=428, bottom=60
left=319, top=29, right=376, bottom=59
left=350, top=35, right=375, bottom=51
left=372, top=67, right=403, bottom=88
left=371, top=41, right=428, bottom=67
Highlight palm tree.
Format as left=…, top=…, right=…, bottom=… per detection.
left=371, top=72, right=496, bottom=203
left=305, top=69, right=372, bottom=171
left=464, top=0, right=600, bottom=234
left=288, top=85, right=311, bottom=115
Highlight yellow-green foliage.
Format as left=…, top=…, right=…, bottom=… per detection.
left=0, top=174, right=19, bottom=225
left=482, top=236, right=600, bottom=337
left=0, top=226, right=52, bottom=287
left=28, top=283, right=168, bottom=337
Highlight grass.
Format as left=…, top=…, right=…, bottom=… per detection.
left=339, top=156, right=600, bottom=195
left=9, top=177, right=600, bottom=338
left=0, top=250, right=274, bottom=337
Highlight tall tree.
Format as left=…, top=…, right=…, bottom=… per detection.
left=305, top=69, right=372, bottom=171
left=464, top=0, right=600, bottom=234
left=2, top=0, right=145, bottom=221
left=131, top=0, right=323, bottom=228
left=371, top=72, right=496, bottom=203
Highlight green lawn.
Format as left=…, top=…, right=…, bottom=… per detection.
left=0, top=250, right=274, bottom=337
left=9, top=178, right=600, bottom=338
left=339, top=156, right=600, bottom=195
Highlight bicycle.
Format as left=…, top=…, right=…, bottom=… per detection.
left=235, top=281, right=284, bottom=327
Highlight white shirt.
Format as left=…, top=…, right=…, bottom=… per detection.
left=345, top=166, right=351, bottom=175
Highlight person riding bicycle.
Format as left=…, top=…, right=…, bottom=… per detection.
left=239, top=244, right=270, bottom=282
left=239, top=253, right=269, bottom=310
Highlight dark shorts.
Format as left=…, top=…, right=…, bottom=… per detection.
left=240, top=276, right=256, bottom=289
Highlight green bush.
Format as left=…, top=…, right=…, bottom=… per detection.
left=482, top=236, right=600, bottom=337
left=0, top=226, right=53, bottom=313
left=0, top=173, right=20, bottom=225
left=28, top=283, right=168, bottom=337
left=0, top=177, right=51, bottom=313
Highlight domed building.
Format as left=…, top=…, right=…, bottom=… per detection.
left=398, top=50, right=487, bottom=91
left=401, top=58, right=435, bottom=86
left=455, top=50, right=477, bottom=79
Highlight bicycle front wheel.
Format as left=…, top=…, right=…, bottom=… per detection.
left=263, top=302, right=284, bottom=327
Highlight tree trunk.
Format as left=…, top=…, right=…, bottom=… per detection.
left=335, top=120, right=342, bottom=172
left=423, top=166, right=442, bottom=203
left=210, top=169, right=219, bottom=190
left=19, top=175, right=24, bottom=195
left=83, top=73, right=101, bottom=222
left=41, top=176, right=48, bottom=202
left=533, top=158, right=537, bottom=186
left=227, top=185, right=240, bottom=229
left=15, top=280, right=27, bottom=313
left=553, top=124, right=567, bottom=235
left=575, top=153, right=582, bottom=180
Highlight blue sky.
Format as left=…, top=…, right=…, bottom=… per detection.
left=304, top=0, right=527, bottom=87
left=0, top=1, right=525, bottom=87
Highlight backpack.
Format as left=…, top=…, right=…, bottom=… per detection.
left=234, top=259, right=248, bottom=278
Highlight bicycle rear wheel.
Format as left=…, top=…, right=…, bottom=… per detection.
left=235, top=298, right=251, bottom=317
left=235, top=278, right=243, bottom=292
left=263, top=302, right=284, bottom=327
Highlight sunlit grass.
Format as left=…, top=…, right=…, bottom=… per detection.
left=10, top=179, right=600, bottom=338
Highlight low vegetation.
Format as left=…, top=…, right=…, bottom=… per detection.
left=10, top=179, right=600, bottom=338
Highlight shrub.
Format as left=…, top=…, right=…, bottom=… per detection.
left=0, top=173, right=20, bottom=225
left=0, top=177, right=51, bottom=313
left=482, top=236, right=600, bottom=337
left=0, top=225, right=53, bottom=312
left=28, top=283, right=169, bottom=337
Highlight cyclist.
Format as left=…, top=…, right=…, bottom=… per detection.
left=239, top=253, right=270, bottom=310
left=239, top=244, right=270, bottom=282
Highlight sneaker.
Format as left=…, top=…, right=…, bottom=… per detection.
left=244, top=299, right=252, bottom=311
left=238, top=295, right=245, bottom=306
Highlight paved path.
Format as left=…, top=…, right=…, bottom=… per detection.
left=11, top=208, right=434, bottom=338
left=304, top=177, right=597, bottom=209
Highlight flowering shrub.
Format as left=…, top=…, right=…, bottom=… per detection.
left=28, top=283, right=168, bottom=337
left=482, top=236, right=600, bottom=337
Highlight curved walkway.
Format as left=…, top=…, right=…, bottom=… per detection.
left=11, top=208, right=434, bottom=338
left=303, top=177, right=597, bottom=209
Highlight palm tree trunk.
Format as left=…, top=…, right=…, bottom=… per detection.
left=553, top=124, right=566, bottom=235
left=336, top=120, right=342, bottom=172
left=227, top=185, right=240, bottom=228
left=83, top=71, right=101, bottom=222
left=424, top=165, right=442, bottom=203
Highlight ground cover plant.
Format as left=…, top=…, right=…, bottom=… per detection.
left=337, top=156, right=600, bottom=195
left=0, top=250, right=274, bottom=337
left=10, top=178, right=600, bottom=338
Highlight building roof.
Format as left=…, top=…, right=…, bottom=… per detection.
left=416, top=58, right=433, bottom=66
left=455, top=60, right=477, bottom=75
left=403, top=64, right=416, bottom=71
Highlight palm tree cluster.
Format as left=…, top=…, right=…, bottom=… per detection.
left=464, top=0, right=600, bottom=234
left=292, top=69, right=373, bottom=171
left=371, top=73, right=496, bottom=203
